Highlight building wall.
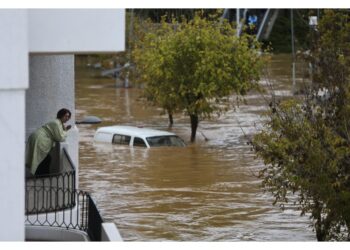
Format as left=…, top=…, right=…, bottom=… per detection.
left=0, top=10, right=28, bottom=241
left=0, top=10, right=28, bottom=89
left=28, top=9, right=125, bottom=53
left=0, top=9, right=125, bottom=241
left=26, top=55, right=75, bottom=135
left=0, top=91, right=26, bottom=241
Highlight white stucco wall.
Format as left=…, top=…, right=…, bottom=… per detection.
left=0, top=91, right=26, bottom=241
left=0, top=10, right=28, bottom=89
left=28, top=9, right=125, bottom=53
left=0, top=10, right=28, bottom=241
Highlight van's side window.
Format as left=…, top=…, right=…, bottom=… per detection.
left=112, top=134, right=131, bottom=145
left=133, top=137, right=147, bottom=147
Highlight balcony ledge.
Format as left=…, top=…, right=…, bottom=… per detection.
left=25, top=225, right=89, bottom=241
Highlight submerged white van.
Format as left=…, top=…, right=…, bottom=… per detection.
left=94, top=125, right=186, bottom=148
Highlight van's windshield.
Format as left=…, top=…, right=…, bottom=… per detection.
left=146, top=135, right=185, bottom=147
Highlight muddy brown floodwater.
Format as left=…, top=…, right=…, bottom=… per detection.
left=75, top=54, right=316, bottom=241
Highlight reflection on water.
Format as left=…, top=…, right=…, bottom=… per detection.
left=75, top=54, right=315, bottom=241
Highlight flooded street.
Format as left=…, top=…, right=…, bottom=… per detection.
left=75, top=54, right=316, bottom=241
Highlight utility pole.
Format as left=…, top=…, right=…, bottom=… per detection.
left=291, top=9, right=296, bottom=93
left=125, top=9, right=134, bottom=88
left=236, top=8, right=240, bottom=37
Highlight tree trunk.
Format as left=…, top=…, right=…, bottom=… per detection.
left=168, top=112, right=174, bottom=128
left=315, top=221, right=326, bottom=241
left=190, top=114, right=198, bottom=142
left=314, top=201, right=327, bottom=241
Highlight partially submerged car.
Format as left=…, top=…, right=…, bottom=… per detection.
left=94, top=125, right=186, bottom=148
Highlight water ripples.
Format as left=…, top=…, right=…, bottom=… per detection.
left=76, top=54, right=316, bottom=241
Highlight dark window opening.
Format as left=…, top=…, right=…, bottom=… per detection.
left=112, top=134, right=131, bottom=145
left=133, top=137, right=147, bottom=147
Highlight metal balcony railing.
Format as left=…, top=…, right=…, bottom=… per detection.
left=25, top=146, right=104, bottom=241
left=25, top=147, right=76, bottom=214
left=25, top=170, right=76, bottom=214
left=25, top=189, right=103, bottom=241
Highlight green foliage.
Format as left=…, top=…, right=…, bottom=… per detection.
left=253, top=10, right=350, bottom=241
left=133, top=11, right=265, bottom=141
